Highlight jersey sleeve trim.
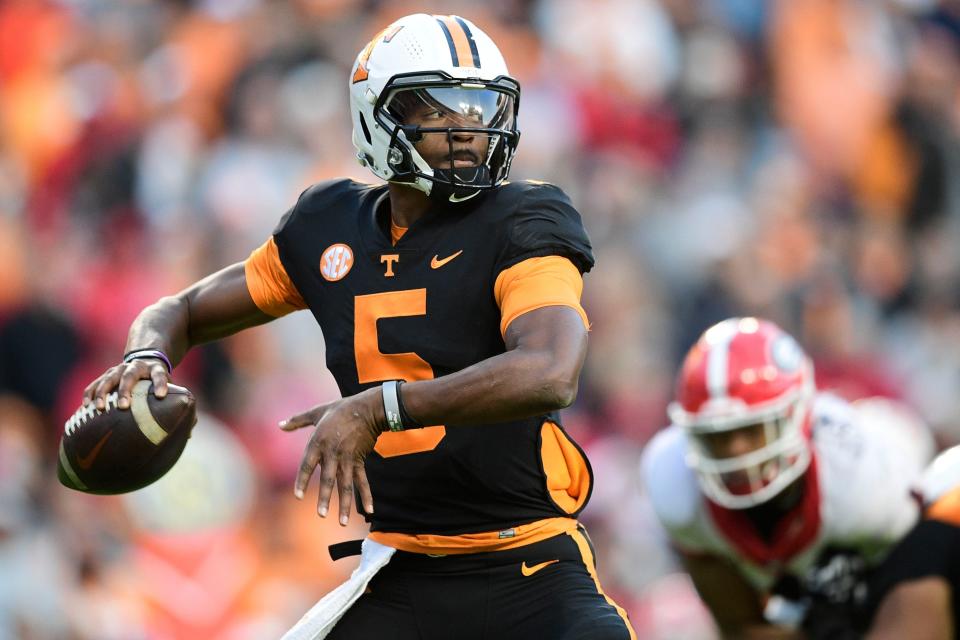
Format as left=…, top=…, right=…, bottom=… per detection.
left=494, top=255, right=589, bottom=337
left=244, top=236, right=307, bottom=317
left=927, top=485, right=960, bottom=527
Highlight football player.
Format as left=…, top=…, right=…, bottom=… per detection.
left=640, top=317, right=933, bottom=639
left=82, top=13, right=635, bottom=640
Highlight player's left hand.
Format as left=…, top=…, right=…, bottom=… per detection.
left=279, top=387, right=385, bottom=525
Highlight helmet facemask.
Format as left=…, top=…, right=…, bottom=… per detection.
left=670, top=381, right=814, bottom=510
left=374, top=72, right=520, bottom=203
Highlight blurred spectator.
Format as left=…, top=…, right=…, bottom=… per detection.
left=2, top=0, right=960, bottom=633
left=0, top=395, right=73, bottom=639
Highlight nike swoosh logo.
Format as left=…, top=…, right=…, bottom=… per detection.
left=448, top=190, right=480, bottom=203
left=521, top=559, right=559, bottom=577
left=430, top=250, right=463, bottom=269
left=77, top=429, right=113, bottom=470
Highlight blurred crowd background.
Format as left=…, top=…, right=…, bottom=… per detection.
left=2, top=0, right=960, bottom=637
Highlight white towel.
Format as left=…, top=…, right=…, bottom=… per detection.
left=282, top=538, right=396, bottom=640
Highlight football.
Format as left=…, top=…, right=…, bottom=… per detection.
left=58, top=380, right=197, bottom=494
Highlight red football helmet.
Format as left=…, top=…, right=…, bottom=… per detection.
left=668, top=317, right=815, bottom=509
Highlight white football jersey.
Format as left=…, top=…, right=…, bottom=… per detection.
left=640, top=393, right=933, bottom=591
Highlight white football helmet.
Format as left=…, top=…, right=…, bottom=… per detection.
left=919, top=445, right=960, bottom=506
left=669, top=318, right=816, bottom=509
left=349, top=14, right=521, bottom=202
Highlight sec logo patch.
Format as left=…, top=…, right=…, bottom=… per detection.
left=320, top=243, right=354, bottom=281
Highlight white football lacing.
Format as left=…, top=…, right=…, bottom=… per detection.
left=64, top=391, right=119, bottom=436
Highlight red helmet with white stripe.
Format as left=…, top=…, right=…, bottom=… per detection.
left=668, top=317, right=815, bottom=509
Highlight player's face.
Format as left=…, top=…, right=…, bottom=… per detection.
left=701, top=423, right=767, bottom=459
left=404, top=102, right=490, bottom=169
left=699, top=423, right=772, bottom=494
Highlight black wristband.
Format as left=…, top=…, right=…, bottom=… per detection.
left=122, top=349, right=172, bottom=373
left=396, top=381, right=423, bottom=429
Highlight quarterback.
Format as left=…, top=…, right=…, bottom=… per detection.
left=83, top=13, right=634, bottom=640
left=640, top=317, right=933, bottom=638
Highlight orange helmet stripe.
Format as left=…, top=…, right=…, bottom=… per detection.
left=435, top=15, right=480, bottom=68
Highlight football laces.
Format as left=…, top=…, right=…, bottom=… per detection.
left=65, top=392, right=119, bottom=436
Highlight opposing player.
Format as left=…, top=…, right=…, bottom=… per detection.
left=640, top=317, right=932, bottom=638
left=82, top=13, right=634, bottom=640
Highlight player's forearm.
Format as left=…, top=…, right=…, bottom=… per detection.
left=124, top=295, right=192, bottom=366
left=400, top=306, right=587, bottom=426
left=866, top=579, right=953, bottom=640
left=401, top=348, right=578, bottom=426
left=124, top=263, right=273, bottom=366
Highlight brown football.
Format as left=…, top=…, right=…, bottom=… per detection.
left=58, top=380, right=197, bottom=494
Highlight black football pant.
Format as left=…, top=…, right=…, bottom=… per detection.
left=328, top=526, right=635, bottom=640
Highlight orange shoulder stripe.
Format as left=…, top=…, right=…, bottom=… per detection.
left=494, top=256, right=589, bottom=337
left=244, top=237, right=307, bottom=317
left=927, top=485, right=960, bottom=527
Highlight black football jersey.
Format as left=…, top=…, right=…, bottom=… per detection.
left=272, top=178, right=595, bottom=535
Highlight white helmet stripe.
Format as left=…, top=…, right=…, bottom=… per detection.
left=705, top=321, right=738, bottom=400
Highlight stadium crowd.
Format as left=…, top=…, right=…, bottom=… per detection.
left=2, top=0, right=960, bottom=637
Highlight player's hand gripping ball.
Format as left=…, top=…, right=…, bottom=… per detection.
left=58, top=380, right=197, bottom=494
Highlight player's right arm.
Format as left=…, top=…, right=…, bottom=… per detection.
left=866, top=577, right=952, bottom=640
left=862, top=483, right=960, bottom=640
left=83, top=262, right=274, bottom=410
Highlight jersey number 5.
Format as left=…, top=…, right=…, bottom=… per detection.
left=354, top=289, right=446, bottom=458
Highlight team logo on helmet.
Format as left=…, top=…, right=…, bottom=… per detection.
left=770, top=334, right=803, bottom=373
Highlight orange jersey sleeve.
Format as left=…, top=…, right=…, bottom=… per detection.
left=244, top=237, right=307, bottom=317
left=927, top=485, right=960, bottom=527
left=494, top=255, right=589, bottom=337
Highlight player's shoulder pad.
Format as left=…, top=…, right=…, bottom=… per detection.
left=814, top=393, right=928, bottom=544
left=273, top=178, right=380, bottom=235
left=640, top=425, right=702, bottom=531
left=494, top=180, right=595, bottom=274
